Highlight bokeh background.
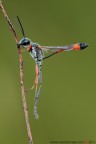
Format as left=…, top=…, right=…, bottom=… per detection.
left=0, top=0, right=96, bottom=144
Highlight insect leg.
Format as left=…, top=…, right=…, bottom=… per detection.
left=43, top=49, right=63, bottom=60
left=34, top=64, right=39, bottom=89
left=34, top=84, right=42, bottom=119
left=34, top=63, right=42, bottom=119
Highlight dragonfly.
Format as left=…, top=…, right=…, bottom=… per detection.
left=16, top=16, right=88, bottom=119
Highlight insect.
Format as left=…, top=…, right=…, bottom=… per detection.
left=16, top=16, right=88, bottom=119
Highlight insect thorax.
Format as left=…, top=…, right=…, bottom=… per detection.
left=30, top=42, right=44, bottom=63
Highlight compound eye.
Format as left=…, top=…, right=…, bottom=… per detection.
left=19, top=38, right=30, bottom=46
left=23, top=40, right=30, bottom=45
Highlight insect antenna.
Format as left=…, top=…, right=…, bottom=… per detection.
left=16, top=16, right=26, bottom=38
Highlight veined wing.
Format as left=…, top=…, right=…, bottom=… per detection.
left=38, top=45, right=74, bottom=52
left=38, top=43, right=88, bottom=52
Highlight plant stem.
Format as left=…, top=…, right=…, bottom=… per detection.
left=0, top=2, right=33, bottom=144
left=19, top=51, right=33, bottom=144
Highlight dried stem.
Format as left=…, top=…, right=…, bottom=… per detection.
left=0, top=2, right=33, bottom=144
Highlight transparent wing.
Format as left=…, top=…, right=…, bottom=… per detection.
left=38, top=45, right=74, bottom=52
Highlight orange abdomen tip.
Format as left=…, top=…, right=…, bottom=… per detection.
left=73, top=44, right=80, bottom=50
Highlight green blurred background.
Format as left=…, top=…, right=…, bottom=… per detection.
left=0, top=0, right=96, bottom=144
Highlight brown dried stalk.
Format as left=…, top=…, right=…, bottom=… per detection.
left=0, top=1, right=33, bottom=144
